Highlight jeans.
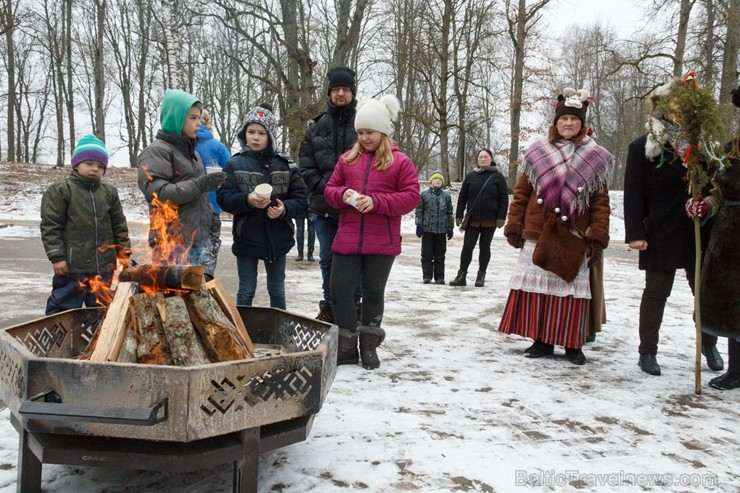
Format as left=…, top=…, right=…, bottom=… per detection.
left=295, top=214, right=316, bottom=252
left=330, top=254, right=395, bottom=331
left=315, top=215, right=361, bottom=302
left=46, top=272, right=112, bottom=315
left=235, top=255, right=287, bottom=309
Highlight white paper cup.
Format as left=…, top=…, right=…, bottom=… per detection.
left=254, top=183, right=273, bottom=199
left=347, top=191, right=360, bottom=209
left=205, top=166, right=222, bottom=174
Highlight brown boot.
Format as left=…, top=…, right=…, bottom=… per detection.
left=359, top=326, right=386, bottom=370
left=315, top=300, right=334, bottom=324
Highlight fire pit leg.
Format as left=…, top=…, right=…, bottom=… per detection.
left=17, top=427, right=42, bottom=493
left=234, top=428, right=260, bottom=493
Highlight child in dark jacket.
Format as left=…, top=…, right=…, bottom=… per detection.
left=415, top=171, right=454, bottom=284
left=217, top=104, right=308, bottom=309
left=138, top=89, right=227, bottom=279
left=40, top=135, right=131, bottom=315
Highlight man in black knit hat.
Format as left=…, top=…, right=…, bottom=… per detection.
left=299, top=66, right=361, bottom=334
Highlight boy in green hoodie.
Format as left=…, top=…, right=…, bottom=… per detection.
left=138, top=89, right=227, bottom=279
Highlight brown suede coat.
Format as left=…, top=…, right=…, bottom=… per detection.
left=503, top=173, right=611, bottom=248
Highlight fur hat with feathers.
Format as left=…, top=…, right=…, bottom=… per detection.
left=644, top=78, right=679, bottom=159
left=354, top=94, right=401, bottom=136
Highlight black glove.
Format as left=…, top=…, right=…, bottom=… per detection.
left=447, top=229, right=453, bottom=240
left=416, top=225, right=423, bottom=237
left=586, top=241, right=604, bottom=269
left=507, top=233, right=524, bottom=249
left=196, top=172, right=227, bottom=192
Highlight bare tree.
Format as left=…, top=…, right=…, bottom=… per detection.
left=2, top=0, right=20, bottom=162
left=719, top=0, right=739, bottom=105
left=505, top=0, right=551, bottom=189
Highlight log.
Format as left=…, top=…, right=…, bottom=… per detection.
left=119, top=264, right=205, bottom=291
left=157, top=296, right=211, bottom=366
left=131, top=292, right=173, bottom=365
left=90, top=282, right=134, bottom=362
left=185, top=287, right=248, bottom=362
left=204, top=279, right=255, bottom=358
left=117, top=326, right=139, bottom=363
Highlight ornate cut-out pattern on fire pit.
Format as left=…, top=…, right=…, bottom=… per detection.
left=200, top=366, right=315, bottom=416
left=282, top=322, right=323, bottom=352
left=0, top=345, right=24, bottom=398
left=17, top=322, right=67, bottom=357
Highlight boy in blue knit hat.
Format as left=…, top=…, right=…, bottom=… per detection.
left=40, top=134, right=131, bottom=314
left=414, top=171, right=454, bottom=284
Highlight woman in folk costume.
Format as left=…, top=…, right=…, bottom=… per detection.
left=498, top=88, right=614, bottom=365
left=685, top=86, right=740, bottom=390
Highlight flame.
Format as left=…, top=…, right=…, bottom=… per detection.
left=80, top=274, right=114, bottom=308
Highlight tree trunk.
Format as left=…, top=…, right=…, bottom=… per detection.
left=673, top=0, right=692, bottom=76
left=64, top=0, right=75, bottom=149
left=719, top=0, right=739, bottom=106
left=93, top=0, right=106, bottom=139
left=5, top=0, right=15, bottom=162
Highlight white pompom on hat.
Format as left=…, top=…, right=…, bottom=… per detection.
left=354, top=94, right=401, bottom=136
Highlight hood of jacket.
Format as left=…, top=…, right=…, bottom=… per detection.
left=160, top=89, right=200, bottom=135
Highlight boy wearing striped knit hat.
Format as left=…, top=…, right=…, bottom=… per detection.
left=40, top=134, right=131, bottom=315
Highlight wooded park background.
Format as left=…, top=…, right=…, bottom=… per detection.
left=0, top=0, right=738, bottom=190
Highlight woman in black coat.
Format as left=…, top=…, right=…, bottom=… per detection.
left=449, top=149, right=508, bottom=287
left=623, top=78, right=721, bottom=377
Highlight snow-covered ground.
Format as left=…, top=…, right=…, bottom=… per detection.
left=0, top=163, right=736, bottom=492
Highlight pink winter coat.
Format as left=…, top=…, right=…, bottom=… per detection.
left=325, top=143, right=420, bottom=256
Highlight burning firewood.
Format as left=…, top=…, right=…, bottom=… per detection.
left=156, top=296, right=211, bottom=366
left=204, top=279, right=255, bottom=358
left=89, top=282, right=135, bottom=362
left=131, top=292, right=174, bottom=365
left=119, top=264, right=205, bottom=291
left=117, top=326, right=139, bottom=364
left=186, top=287, right=248, bottom=362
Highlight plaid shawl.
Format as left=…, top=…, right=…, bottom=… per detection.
left=521, top=136, right=614, bottom=224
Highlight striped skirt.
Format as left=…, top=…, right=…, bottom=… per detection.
left=498, top=289, right=589, bottom=348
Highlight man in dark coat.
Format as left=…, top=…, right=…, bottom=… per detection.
left=623, top=78, right=723, bottom=376
left=299, top=66, right=360, bottom=323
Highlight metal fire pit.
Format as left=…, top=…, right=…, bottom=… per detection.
left=0, top=306, right=337, bottom=492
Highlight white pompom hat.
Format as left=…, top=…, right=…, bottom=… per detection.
left=354, top=94, right=401, bottom=136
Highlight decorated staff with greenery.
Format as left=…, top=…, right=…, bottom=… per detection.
left=624, top=73, right=728, bottom=392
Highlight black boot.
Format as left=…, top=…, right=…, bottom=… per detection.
left=709, top=371, right=740, bottom=390
left=315, top=300, right=334, bottom=324
left=524, top=340, right=554, bottom=358
left=475, top=271, right=486, bottom=287
left=295, top=249, right=304, bottom=261
left=565, top=347, right=586, bottom=365
left=337, top=328, right=359, bottom=365
left=449, top=270, right=466, bottom=286
left=359, top=325, right=386, bottom=370
left=638, top=353, right=661, bottom=376
left=307, top=248, right=315, bottom=262
left=702, top=344, right=724, bottom=371
left=434, top=262, right=445, bottom=285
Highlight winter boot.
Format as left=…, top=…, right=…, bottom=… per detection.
left=359, top=325, right=386, bottom=370
left=337, top=328, right=359, bottom=365
left=565, top=347, right=586, bottom=365
left=638, top=353, right=661, bottom=376
left=316, top=300, right=334, bottom=324
left=434, top=261, right=445, bottom=285
left=307, top=248, right=315, bottom=262
left=524, top=340, right=554, bottom=358
left=475, top=271, right=486, bottom=287
left=295, top=249, right=304, bottom=261
left=449, top=270, right=467, bottom=287
left=702, top=344, right=724, bottom=371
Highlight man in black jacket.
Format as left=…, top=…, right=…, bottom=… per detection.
left=299, top=66, right=360, bottom=324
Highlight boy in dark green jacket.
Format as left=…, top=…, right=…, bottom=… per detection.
left=137, top=89, right=227, bottom=279
left=40, top=134, right=131, bottom=315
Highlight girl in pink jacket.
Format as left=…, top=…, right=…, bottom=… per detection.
left=324, top=94, right=420, bottom=369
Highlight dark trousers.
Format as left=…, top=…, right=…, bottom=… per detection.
left=458, top=225, right=495, bottom=273
left=421, top=232, right=447, bottom=281
left=330, top=253, right=395, bottom=331
left=728, top=338, right=740, bottom=374
left=46, top=272, right=112, bottom=315
left=638, top=269, right=718, bottom=354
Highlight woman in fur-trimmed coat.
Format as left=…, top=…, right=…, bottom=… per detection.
left=498, top=88, right=613, bottom=366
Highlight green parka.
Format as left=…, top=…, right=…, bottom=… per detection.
left=40, top=171, right=131, bottom=275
